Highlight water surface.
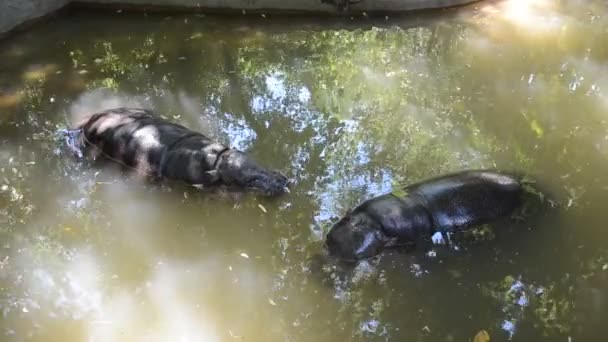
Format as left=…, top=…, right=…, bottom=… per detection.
left=1, top=1, right=608, bottom=340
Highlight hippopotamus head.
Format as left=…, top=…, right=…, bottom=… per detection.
left=325, top=211, right=386, bottom=261
left=215, top=149, right=289, bottom=196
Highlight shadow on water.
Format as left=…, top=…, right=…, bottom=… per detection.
left=1, top=0, right=608, bottom=340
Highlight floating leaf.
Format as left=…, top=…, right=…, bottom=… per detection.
left=473, top=330, right=490, bottom=342
left=392, top=187, right=408, bottom=199
left=188, top=32, right=204, bottom=40
left=530, top=119, right=544, bottom=138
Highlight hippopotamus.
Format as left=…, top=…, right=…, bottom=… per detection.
left=325, top=170, right=525, bottom=260
left=69, top=108, right=288, bottom=196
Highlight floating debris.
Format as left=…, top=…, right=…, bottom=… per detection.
left=360, top=319, right=380, bottom=333
left=257, top=204, right=267, bottom=213
left=473, top=330, right=490, bottom=342
left=188, top=32, right=204, bottom=40
left=228, top=330, right=242, bottom=339
left=268, top=298, right=277, bottom=306
left=240, top=253, right=249, bottom=259
left=431, top=231, right=445, bottom=244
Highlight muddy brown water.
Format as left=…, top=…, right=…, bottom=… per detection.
left=1, top=1, right=608, bottom=341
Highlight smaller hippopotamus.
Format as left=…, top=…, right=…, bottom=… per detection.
left=325, top=170, right=525, bottom=260
left=69, top=108, right=288, bottom=196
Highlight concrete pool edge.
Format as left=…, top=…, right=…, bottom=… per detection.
left=0, top=0, right=482, bottom=38
left=0, top=1, right=70, bottom=39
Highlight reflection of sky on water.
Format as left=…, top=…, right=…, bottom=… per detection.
left=488, top=277, right=551, bottom=340
left=15, top=252, right=222, bottom=341
left=314, top=169, right=394, bottom=222
left=222, top=113, right=257, bottom=150
left=246, top=72, right=395, bottom=220
left=265, top=73, right=287, bottom=100
left=315, top=118, right=393, bottom=221
left=250, top=73, right=317, bottom=132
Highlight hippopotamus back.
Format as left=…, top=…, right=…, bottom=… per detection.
left=406, top=171, right=522, bottom=231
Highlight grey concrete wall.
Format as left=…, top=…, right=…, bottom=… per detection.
left=74, top=0, right=480, bottom=13
left=0, top=0, right=481, bottom=35
left=0, top=0, right=69, bottom=36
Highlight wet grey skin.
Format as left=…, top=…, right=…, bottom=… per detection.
left=325, top=170, right=524, bottom=261
left=71, top=108, right=288, bottom=196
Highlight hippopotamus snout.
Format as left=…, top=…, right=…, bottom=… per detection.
left=215, top=150, right=289, bottom=196
left=325, top=213, right=386, bottom=261
left=249, top=170, right=289, bottom=196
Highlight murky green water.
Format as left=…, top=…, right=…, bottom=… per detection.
left=1, top=0, right=608, bottom=340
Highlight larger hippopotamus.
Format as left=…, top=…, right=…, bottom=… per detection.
left=70, top=108, right=288, bottom=196
left=325, top=170, right=524, bottom=260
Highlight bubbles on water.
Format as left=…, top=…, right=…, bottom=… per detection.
left=351, top=259, right=378, bottom=284
left=569, top=76, right=584, bottom=92
left=67, top=197, right=89, bottom=213
left=409, top=263, right=428, bottom=278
